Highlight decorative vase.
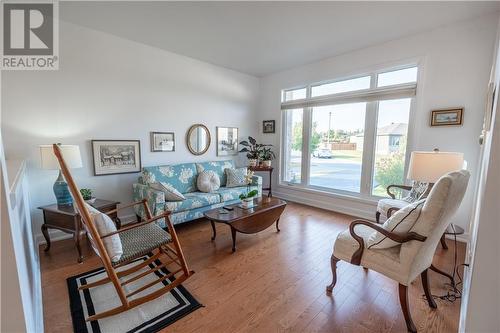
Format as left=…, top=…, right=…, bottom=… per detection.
left=248, top=159, right=258, bottom=167
left=241, top=197, right=254, bottom=209
left=262, top=160, right=271, bottom=168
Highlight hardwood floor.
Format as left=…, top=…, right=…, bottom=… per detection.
left=40, top=202, right=465, bottom=332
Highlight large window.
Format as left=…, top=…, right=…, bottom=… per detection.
left=281, top=66, right=417, bottom=199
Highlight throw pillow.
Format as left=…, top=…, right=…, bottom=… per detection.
left=197, top=170, right=221, bottom=193
left=84, top=203, right=123, bottom=263
left=367, top=199, right=425, bottom=249
left=225, top=167, right=248, bottom=188
left=150, top=182, right=186, bottom=201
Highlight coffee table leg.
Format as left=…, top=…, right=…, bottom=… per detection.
left=430, top=264, right=455, bottom=287
left=276, top=218, right=280, bottom=232
left=231, top=227, right=237, bottom=252
left=210, top=220, right=216, bottom=241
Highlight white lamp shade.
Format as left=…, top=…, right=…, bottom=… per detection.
left=407, top=151, right=464, bottom=183
left=40, top=145, right=83, bottom=170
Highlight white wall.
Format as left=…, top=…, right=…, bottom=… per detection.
left=460, top=15, right=500, bottom=332
left=258, top=14, right=498, bottom=233
left=1, top=21, right=260, bottom=242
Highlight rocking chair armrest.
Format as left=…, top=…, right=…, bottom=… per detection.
left=386, top=184, right=413, bottom=199
left=103, top=199, right=148, bottom=216
left=348, top=219, right=426, bottom=265
left=101, top=210, right=172, bottom=239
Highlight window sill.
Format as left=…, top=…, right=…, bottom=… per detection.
left=277, top=182, right=379, bottom=205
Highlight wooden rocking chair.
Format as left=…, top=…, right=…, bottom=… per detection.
left=52, top=144, right=194, bottom=321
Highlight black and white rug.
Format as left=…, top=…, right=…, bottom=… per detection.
left=67, top=256, right=202, bottom=333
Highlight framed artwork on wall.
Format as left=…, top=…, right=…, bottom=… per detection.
left=91, top=140, right=141, bottom=176
left=216, top=127, right=238, bottom=156
left=263, top=120, right=275, bottom=133
left=151, top=132, right=175, bottom=152
left=430, top=108, right=464, bottom=127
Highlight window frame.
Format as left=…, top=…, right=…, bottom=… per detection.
left=279, top=64, right=419, bottom=200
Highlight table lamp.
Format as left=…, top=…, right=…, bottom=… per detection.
left=40, top=144, right=83, bottom=206
left=407, top=149, right=464, bottom=190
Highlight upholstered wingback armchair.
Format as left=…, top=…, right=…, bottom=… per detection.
left=376, top=181, right=428, bottom=223
left=327, top=170, right=469, bottom=332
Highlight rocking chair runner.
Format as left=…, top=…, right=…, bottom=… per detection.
left=52, top=144, right=194, bottom=321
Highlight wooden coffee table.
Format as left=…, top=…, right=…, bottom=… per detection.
left=204, top=197, right=286, bottom=252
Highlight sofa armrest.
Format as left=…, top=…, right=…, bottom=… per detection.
left=132, top=183, right=165, bottom=219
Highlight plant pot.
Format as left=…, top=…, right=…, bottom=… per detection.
left=248, top=159, right=258, bottom=167
left=241, top=197, right=255, bottom=209
left=262, top=160, right=272, bottom=168
left=85, top=197, right=96, bottom=204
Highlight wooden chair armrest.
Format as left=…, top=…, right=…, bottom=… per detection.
left=348, top=219, right=426, bottom=265
left=101, top=211, right=172, bottom=239
left=103, top=199, right=148, bottom=216
left=386, top=184, right=413, bottom=199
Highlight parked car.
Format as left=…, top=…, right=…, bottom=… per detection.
left=313, top=149, right=333, bottom=158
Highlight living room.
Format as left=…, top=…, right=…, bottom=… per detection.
left=1, top=2, right=499, bottom=333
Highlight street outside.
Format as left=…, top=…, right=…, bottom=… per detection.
left=288, top=150, right=386, bottom=195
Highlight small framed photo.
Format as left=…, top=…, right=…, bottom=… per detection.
left=216, top=127, right=238, bottom=156
left=151, top=132, right=175, bottom=152
left=430, top=108, right=464, bottom=127
left=263, top=120, right=275, bottom=133
left=91, top=140, right=141, bottom=176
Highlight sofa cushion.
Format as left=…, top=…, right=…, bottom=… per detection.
left=196, top=160, right=234, bottom=187
left=225, top=167, right=248, bottom=188
left=164, top=192, right=220, bottom=213
left=142, top=163, right=198, bottom=193
left=197, top=170, right=221, bottom=193
left=217, top=186, right=258, bottom=202
left=150, top=182, right=186, bottom=201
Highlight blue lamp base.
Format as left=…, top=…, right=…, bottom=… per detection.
left=53, top=170, right=73, bottom=206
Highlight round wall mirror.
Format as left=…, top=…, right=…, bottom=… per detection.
left=186, top=124, right=211, bottom=155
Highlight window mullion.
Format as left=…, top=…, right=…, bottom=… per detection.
left=302, top=106, right=312, bottom=186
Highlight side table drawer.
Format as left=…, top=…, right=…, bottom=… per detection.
left=44, top=210, right=77, bottom=231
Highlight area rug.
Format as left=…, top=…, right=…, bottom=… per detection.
left=67, top=256, right=201, bottom=333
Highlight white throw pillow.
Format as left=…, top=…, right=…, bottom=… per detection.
left=84, top=203, right=123, bottom=263
left=367, top=199, right=425, bottom=249
left=197, top=170, right=221, bottom=193
left=150, top=182, right=186, bottom=201
left=225, top=167, right=248, bottom=188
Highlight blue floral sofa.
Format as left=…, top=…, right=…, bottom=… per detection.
left=132, top=160, right=262, bottom=227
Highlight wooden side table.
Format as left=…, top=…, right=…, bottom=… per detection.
left=249, top=166, right=273, bottom=197
left=38, top=199, right=120, bottom=263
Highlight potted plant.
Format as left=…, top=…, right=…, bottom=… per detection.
left=259, top=147, right=276, bottom=168
left=80, top=188, right=95, bottom=203
left=239, top=170, right=258, bottom=208
left=239, top=136, right=273, bottom=167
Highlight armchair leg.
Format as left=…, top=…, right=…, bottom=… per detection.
left=398, top=284, right=417, bottom=333
left=440, top=234, right=448, bottom=249
left=375, top=211, right=381, bottom=223
left=421, top=269, right=437, bottom=309
left=326, top=255, right=339, bottom=292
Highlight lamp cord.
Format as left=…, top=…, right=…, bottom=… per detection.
left=423, top=226, right=464, bottom=303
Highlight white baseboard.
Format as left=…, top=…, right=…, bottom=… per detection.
left=273, top=190, right=375, bottom=221
left=35, top=214, right=137, bottom=247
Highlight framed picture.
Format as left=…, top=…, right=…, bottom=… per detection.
left=430, top=108, right=464, bottom=126
left=216, top=127, right=238, bottom=156
left=91, top=140, right=141, bottom=176
left=151, top=132, right=175, bottom=152
left=263, top=120, right=275, bottom=133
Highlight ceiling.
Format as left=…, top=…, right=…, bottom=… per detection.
left=61, top=1, right=500, bottom=77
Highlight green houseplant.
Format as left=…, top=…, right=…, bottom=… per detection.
left=239, top=136, right=270, bottom=167
left=80, top=188, right=95, bottom=203
left=259, top=147, right=276, bottom=168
